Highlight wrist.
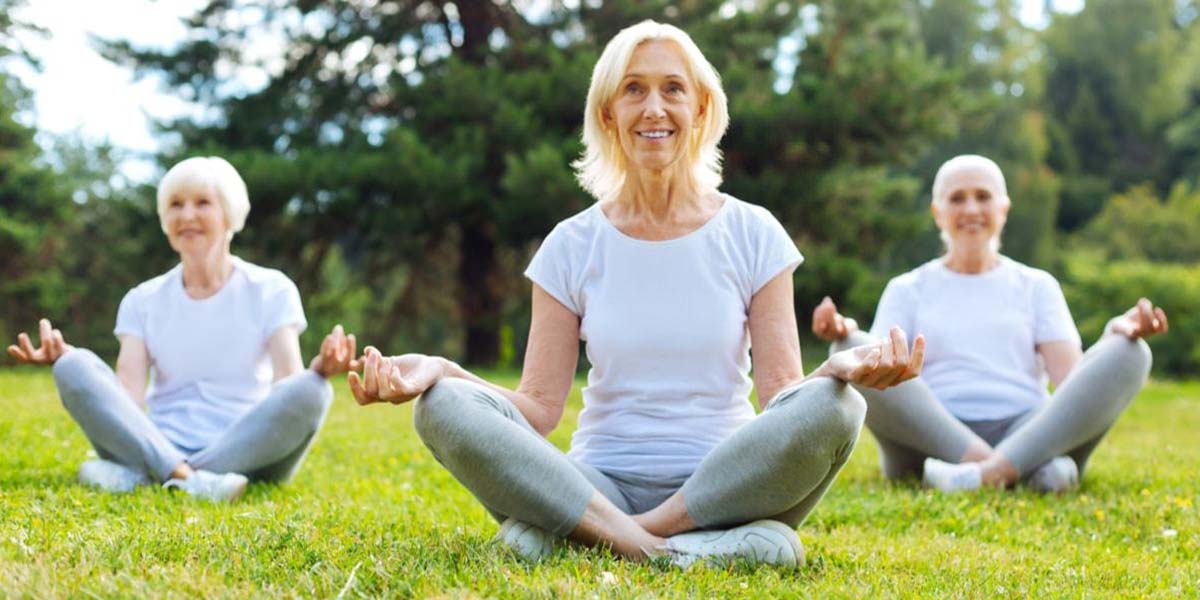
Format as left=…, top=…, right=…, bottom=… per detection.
left=438, top=357, right=461, bottom=380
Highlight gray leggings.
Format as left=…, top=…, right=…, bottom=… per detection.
left=831, top=331, right=1152, bottom=479
left=53, top=348, right=333, bottom=483
left=413, top=376, right=866, bottom=537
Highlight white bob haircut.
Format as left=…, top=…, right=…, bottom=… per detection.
left=573, top=20, right=730, bottom=202
left=156, top=156, right=251, bottom=236
left=931, top=154, right=1010, bottom=253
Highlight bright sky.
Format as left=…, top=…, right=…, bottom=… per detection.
left=6, top=0, right=1083, bottom=183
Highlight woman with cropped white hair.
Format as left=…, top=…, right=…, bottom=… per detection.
left=813, top=154, right=1168, bottom=492
left=347, top=20, right=925, bottom=567
left=8, top=156, right=359, bottom=502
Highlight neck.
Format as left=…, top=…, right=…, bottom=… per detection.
left=181, top=243, right=234, bottom=294
left=617, top=164, right=701, bottom=219
left=943, top=245, right=998, bottom=274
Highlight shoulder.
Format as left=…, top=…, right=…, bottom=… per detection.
left=540, top=203, right=604, bottom=249
left=886, top=259, right=939, bottom=293
left=1000, top=256, right=1062, bottom=290
left=719, top=195, right=784, bottom=232
left=233, top=257, right=297, bottom=289
left=121, top=265, right=181, bottom=305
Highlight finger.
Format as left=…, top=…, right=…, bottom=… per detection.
left=332, top=324, right=346, bottom=361
left=906, top=334, right=926, bottom=378
left=1155, top=307, right=1168, bottom=333
left=347, top=372, right=370, bottom=405
left=363, top=351, right=380, bottom=398
left=51, top=329, right=65, bottom=359
left=7, top=344, right=29, bottom=362
left=833, top=315, right=847, bottom=338
left=18, top=332, right=37, bottom=359
left=891, top=327, right=910, bottom=367
left=39, top=319, right=53, bottom=347
left=346, top=334, right=357, bottom=367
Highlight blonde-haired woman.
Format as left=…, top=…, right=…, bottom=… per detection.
left=7, top=157, right=358, bottom=502
left=813, top=154, right=1167, bottom=492
left=348, top=21, right=924, bottom=567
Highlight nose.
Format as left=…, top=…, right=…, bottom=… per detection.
left=643, top=90, right=666, bottom=120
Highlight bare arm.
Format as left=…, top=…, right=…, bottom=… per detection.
left=747, top=270, right=806, bottom=409
left=348, top=283, right=580, bottom=437
left=266, top=325, right=306, bottom=381
left=115, top=335, right=150, bottom=410
left=1037, top=340, right=1082, bottom=388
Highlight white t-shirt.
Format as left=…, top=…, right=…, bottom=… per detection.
left=525, top=196, right=803, bottom=483
left=114, top=256, right=307, bottom=450
left=869, top=256, right=1081, bottom=421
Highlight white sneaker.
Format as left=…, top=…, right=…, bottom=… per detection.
left=496, top=518, right=559, bottom=561
left=665, top=519, right=804, bottom=569
left=1027, top=456, right=1079, bottom=493
left=922, top=458, right=983, bottom=492
left=78, top=459, right=150, bottom=493
left=163, top=470, right=248, bottom=503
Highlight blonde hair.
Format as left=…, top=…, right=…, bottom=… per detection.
left=573, top=20, right=729, bottom=202
left=931, top=154, right=1010, bottom=252
left=156, top=156, right=251, bottom=237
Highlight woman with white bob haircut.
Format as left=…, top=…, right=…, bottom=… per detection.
left=7, top=156, right=359, bottom=502
left=813, top=154, right=1167, bottom=492
left=347, top=20, right=925, bottom=567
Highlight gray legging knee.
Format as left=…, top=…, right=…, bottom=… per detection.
left=413, top=376, right=865, bottom=536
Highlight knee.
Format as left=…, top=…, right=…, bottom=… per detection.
left=413, top=377, right=476, bottom=442
left=272, top=371, right=333, bottom=426
left=1099, top=335, right=1154, bottom=381
left=52, top=349, right=101, bottom=398
left=779, top=377, right=867, bottom=445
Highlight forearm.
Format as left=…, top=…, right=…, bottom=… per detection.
left=440, top=359, right=563, bottom=436
left=116, top=371, right=148, bottom=412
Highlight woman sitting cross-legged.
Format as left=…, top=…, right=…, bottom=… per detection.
left=6, top=156, right=359, bottom=502
left=812, top=154, right=1167, bottom=493
left=345, top=20, right=924, bottom=568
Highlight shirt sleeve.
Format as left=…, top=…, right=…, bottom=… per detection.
left=264, top=274, right=307, bottom=337
left=113, top=287, right=145, bottom=339
left=751, top=209, right=804, bottom=295
left=1032, top=272, right=1081, bottom=347
left=869, top=276, right=918, bottom=338
left=524, top=225, right=581, bottom=316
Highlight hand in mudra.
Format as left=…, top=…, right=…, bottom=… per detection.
left=822, top=326, right=924, bottom=390
left=1110, top=298, right=1168, bottom=340
left=309, top=324, right=360, bottom=378
left=811, top=296, right=858, bottom=342
left=7, top=319, right=72, bottom=365
left=347, top=347, right=446, bottom=405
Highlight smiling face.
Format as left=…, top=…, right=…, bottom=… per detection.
left=163, top=181, right=230, bottom=257
left=605, top=40, right=704, bottom=176
left=932, top=166, right=1010, bottom=252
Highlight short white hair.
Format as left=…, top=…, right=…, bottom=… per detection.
left=931, top=154, right=1010, bottom=252
left=573, top=20, right=730, bottom=202
left=156, top=156, right=250, bottom=235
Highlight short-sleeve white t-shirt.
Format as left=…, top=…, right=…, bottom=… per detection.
left=525, top=196, right=803, bottom=484
left=114, top=256, right=307, bottom=451
left=870, top=256, right=1081, bottom=421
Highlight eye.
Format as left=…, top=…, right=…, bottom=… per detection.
left=949, top=191, right=966, bottom=204
left=624, top=82, right=643, bottom=95
left=977, top=190, right=992, bottom=202
left=197, top=197, right=211, bottom=206
left=169, top=199, right=183, bottom=208
left=666, top=82, right=685, bottom=94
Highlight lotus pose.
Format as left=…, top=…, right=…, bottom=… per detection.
left=812, top=154, right=1167, bottom=492
left=346, top=21, right=924, bottom=568
left=7, top=157, right=358, bottom=502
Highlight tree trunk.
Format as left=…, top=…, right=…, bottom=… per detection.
left=458, top=220, right=500, bottom=365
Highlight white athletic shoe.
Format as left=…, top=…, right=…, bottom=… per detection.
left=664, top=519, right=804, bottom=569
left=78, top=459, right=151, bottom=493
left=1027, top=456, right=1079, bottom=493
left=496, top=518, right=559, bottom=561
left=922, top=458, right=983, bottom=492
left=163, top=470, right=249, bottom=503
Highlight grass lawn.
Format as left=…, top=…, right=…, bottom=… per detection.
left=1, top=367, right=1198, bottom=598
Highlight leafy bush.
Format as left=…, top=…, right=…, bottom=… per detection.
left=1060, top=254, right=1200, bottom=376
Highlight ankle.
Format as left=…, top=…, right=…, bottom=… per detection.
left=958, top=440, right=994, bottom=463
left=979, top=454, right=1019, bottom=487
left=168, top=462, right=194, bottom=481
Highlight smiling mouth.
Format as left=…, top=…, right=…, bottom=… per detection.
left=637, top=130, right=674, bottom=139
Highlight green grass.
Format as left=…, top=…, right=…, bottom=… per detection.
left=1, top=368, right=1198, bottom=598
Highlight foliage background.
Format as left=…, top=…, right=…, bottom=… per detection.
left=1, top=0, right=1199, bottom=373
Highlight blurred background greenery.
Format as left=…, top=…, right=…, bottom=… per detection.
left=1, top=0, right=1198, bottom=375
